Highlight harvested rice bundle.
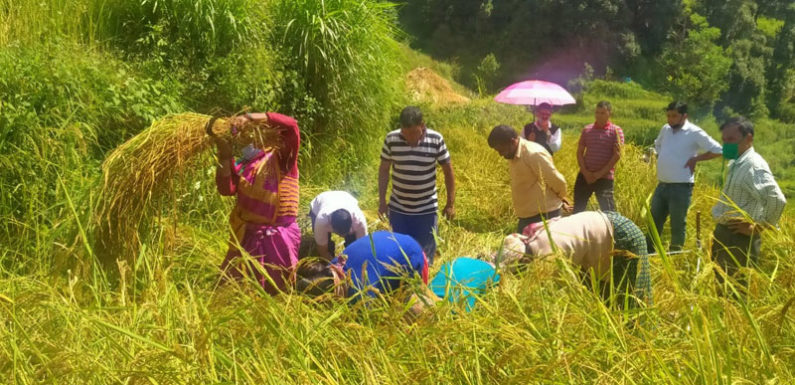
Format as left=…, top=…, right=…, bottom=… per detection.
left=95, top=112, right=281, bottom=262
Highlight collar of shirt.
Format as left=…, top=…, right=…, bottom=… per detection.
left=513, top=138, right=525, bottom=159
left=730, top=147, right=755, bottom=170
left=535, top=120, right=552, bottom=129
left=665, top=119, right=697, bottom=133
left=592, top=121, right=613, bottom=130
left=397, top=128, right=427, bottom=146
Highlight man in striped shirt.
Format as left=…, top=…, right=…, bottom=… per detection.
left=711, top=117, right=786, bottom=282
left=378, top=106, right=456, bottom=264
left=574, top=101, right=623, bottom=213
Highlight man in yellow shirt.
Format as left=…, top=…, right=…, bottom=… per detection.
left=487, top=125, right=571, bottom=232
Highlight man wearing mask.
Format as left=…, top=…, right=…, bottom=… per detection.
left=650, top=101, right=722, bottom=251
left=711, top=117, right=786, bottom=283
left=522, top=103, right=562, bottom=155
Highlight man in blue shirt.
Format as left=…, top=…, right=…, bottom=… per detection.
left=295, top=231, right=428, bottom=299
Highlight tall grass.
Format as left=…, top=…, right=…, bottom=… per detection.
left=3, top=75, right=793, bottom=382
left=270, top=0, right=405, bottom=187
left=1, top=1, right=794, bottom=382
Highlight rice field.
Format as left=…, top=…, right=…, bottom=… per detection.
left=1, top=81, right=793, bottom=383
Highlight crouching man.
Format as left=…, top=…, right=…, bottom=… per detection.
left=499, top=211, right=653, bottom=307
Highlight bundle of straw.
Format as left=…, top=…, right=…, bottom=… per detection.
left=95, top=112, right=281, bottom=264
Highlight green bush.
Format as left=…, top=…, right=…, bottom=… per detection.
left=0, top=42, right=183, bottom=258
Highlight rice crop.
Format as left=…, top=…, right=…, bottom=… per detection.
left=94, top=113, right=280, bottom=265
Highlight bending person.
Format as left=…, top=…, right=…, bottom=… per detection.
left=212, top=112, right=301, bottom=295
left=295, top=231, right=428, bottom=299
left=499, top=211, right=652, bottom=307
left=309, top=191, right=368, bottom=261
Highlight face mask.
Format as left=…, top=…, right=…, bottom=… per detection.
left=722, top=142, right=739, bottom=160
left=240, top=144, right=263, bottom=162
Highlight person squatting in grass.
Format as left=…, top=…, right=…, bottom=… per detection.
left=574, top=100, right=623, bottom=213
left=295, top=230, right=501, bottom=313
left=212, top=112, right=301, bottom=295
left=523, top=102, right=562, bottom=155
left=650, top=101, right=722, bottom=251
left=487, top=124, right=572, bottom=233
left=295, top=231, right=428, bottom=299
left=308, top=191, right=368, bottom=261
left=710, top=116, right=786, bottom=286
left=497, top=211, right=653, bottom=307
left=379, top=106, right=456, bottom=264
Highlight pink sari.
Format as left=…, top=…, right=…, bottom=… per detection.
left=216, top=113, right=301, bottom=294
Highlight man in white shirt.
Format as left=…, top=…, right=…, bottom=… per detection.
left=309, top=191, right=368, bottom=260
left=651, top=101, right=722, bottom=251
left=711, top=117, right=786, bottom=282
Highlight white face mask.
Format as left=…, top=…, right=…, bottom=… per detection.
left=240, top=144, right=262, bottom=162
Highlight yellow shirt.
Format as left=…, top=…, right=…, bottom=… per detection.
left=525, top=212, right=614, bottom=279
left=509, top=138, right=568, bottom=218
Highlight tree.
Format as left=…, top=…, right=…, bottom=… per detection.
left=767, top=3, right=795, bottom=121
left=660, top=6, right=731, bottom=110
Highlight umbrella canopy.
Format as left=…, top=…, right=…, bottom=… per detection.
left=494, top=80, right=576, bottom=106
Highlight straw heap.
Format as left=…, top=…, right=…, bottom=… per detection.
left=95, top=112, right=281, bottom=262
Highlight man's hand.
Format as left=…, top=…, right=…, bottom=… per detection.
left=443, top=204, right=455, bottom=220
left=582, top=170, right=598, bottom=184
left=727, top=219, right=757, bottom=236
left=685, top=156, right=699, bottom=174
left=378, top=201, right=389, bottom=221
left=561, top=197, right=573, bottom=214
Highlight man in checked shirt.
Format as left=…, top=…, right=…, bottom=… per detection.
left=711, top=117, right=786, bottom=283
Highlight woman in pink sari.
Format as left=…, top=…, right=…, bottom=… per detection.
left=211, top=112, right=301, bottom=294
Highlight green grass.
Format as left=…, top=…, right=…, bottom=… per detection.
left=1, top=1, right=794, bottom=382
left=2, top=81, right=794, bottom=383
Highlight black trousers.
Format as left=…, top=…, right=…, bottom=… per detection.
left=573, top=172, right=615, bottom=213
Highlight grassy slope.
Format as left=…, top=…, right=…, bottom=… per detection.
left=2, top=55, right=795, bottom=383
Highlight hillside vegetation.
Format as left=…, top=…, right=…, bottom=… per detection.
left=1, top=0, right=793, bottom=383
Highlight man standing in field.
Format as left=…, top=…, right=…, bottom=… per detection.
left=651, top=101, right=722, bottom=251
left=574, top=101, right=623, bottom=213
left=487, top=125, right=570, bottom=233
left=378, top=106, right=456, bottom=264
left=711, top=117, right=786, bottom=282
left=523, top=102, right=562, bottom=155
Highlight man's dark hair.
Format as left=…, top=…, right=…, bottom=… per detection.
left=536, top=102, right=553, bottom=110
left=330, top=209, right=353, bottom=235
left=295, top=260, right=335, bottom=297
left=488, top=125, right=518, bottom=147
left=666, top=101, right=688, bottom=114
left=719, top=116, right=754, bottom=137
left=596, top=100, right=612, bottom=112
left=400, top=106, right=423, bottom=128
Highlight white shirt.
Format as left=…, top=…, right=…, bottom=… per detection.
left=711, top=147, right=786, bottom=226
left=654, top=120, right=722, bottom=183
left=540, top=121, right=562, bottom=153
left=310, top=191, right=368, bottom=245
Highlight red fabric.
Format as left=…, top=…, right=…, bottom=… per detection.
left=421, top=251, right=429, bottom=284
left=266, top=112, right=300, bottom=177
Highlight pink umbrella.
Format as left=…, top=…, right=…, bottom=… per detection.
left=494, top=80, right=576, bottom=106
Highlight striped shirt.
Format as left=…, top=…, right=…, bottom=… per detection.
left=711, top=147, right=787, bottom=226
left=579, top=121, right=624, bottom=180
left=381, top=128, right=451, bottom=214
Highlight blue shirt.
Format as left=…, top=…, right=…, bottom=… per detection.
left=429, top=257, right=500, bottom=311
left=332, top=231, right=428, bottom=297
